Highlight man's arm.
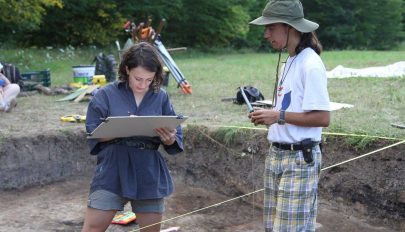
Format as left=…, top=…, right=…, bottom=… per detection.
left=249, top=109, right=330, bottom=127
left=284, top=110, right=330, bottom=127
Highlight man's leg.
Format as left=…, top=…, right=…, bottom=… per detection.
left=273, top=149, right=321, bottom=232
left=264, top=147, right=283, bottom=231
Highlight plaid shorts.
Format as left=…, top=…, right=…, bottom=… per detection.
left=263, top=145, right=321, bottom=232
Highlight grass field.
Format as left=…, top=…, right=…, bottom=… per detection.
left=1, top=47, right=404, bottom=139
left=175, top=50, right=405, bottom=140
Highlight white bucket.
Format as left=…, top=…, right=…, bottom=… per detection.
left=72, top=66, right=95, bottom=84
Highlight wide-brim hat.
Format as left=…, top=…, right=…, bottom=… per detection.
left=249, top=0, right=318, bottom=33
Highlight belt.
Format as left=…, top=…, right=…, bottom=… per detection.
left=103, top=138, right=160, bottom=150
left=271, top=142, right=319, bottom=151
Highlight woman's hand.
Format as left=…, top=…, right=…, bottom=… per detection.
left=248, top=108, right=279, bottom=126
left=155, top=127, right=177, bottom=145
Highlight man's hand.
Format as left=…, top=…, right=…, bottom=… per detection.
left=249, top=108, right=279, bottom=126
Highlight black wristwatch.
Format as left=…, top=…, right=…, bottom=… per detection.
left=277, top=110, right=286, bottom=125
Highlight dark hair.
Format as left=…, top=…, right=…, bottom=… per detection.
left=118, top=42, right=163, bottom=92
left=295, top=32, right=322, bottom=55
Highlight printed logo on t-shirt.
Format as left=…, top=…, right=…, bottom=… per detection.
left=281, top=91, right=291, bottom=110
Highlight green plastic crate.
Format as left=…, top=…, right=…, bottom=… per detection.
left=20, top=69, right=51, bottom=91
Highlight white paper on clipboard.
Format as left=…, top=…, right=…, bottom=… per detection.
left=87, top=116, right=188, bottom=139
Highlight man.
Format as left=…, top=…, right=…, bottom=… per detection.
left=248, top=0, right=330, bottom=231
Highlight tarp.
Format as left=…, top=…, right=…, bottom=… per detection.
left=327, top=61, right=405, bottom=78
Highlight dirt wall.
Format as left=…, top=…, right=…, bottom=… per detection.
left=0, top=130, right=94, bottom=189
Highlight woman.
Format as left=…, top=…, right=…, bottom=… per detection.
left=249, top=0, right=330, bottom=231
left=0, top=63, right=20, bottom=112
left=82, top=42, right=183, bottom=232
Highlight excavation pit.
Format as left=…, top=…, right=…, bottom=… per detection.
left=0, top=126, right=404, bottom=231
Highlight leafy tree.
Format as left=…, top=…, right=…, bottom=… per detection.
left=305, top=0, right=403, bottom=50
left=244, top=0, right=272, bottom=50
left=115, top=0, right=183, bottom=22
left=29, top=0, right=125, bottom=46
left=113, top=0, right=184, bottom=47
left=0, top=0, right=403, bottom=50
left=374, top=0, right=404, bottom=49
left=0, top=0, right=62, bottom=46
left=115, top=0, right=258, bottom=48
left=162, top=0, right=250, bottom=48
left=0, top=0, right=62, bottom=29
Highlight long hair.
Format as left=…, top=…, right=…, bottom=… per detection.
left=295, top=32, right=323, bottom=55
left=118, top=42, right=163, bottom=92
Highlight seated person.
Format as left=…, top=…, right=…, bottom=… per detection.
left=0, top=63, right=20, bottom=112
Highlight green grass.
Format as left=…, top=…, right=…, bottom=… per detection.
left=1, top=47, right=404, bottom=139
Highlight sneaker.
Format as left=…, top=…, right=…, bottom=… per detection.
left=5, top=99, right=17, bottom=112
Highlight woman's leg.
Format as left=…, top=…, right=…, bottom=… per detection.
left=2, top=83, right=20, bottom=104
left=0, top=92, right=4, bottom=110
left=136, top=212, right=163, bottom=232
left=82, top=189, right=127, bottom=232
left=1, top=83, right=20, bottom=111
left=81, top=207, right=116, bottom=232
left=132, top=198, right=165, bottom=232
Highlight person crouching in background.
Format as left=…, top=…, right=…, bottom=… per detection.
left=0, top=63, right=20, bottom=112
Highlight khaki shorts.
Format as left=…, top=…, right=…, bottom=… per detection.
left=87, top=189, right=165, bottom=213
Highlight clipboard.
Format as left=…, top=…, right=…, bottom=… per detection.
left=87, top=115, right=188, bottom=139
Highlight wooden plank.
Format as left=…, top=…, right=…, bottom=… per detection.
left=74, top=85, right=98, bottom=103
left=56, top=86, right=88, bottom=102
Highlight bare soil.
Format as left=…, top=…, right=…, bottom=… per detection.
left=0, top=93, right=404, bottom=231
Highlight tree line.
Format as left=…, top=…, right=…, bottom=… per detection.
left=0, top=0, right=403, bottom=50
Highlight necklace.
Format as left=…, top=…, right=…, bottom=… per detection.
left=277, top=55, right=297, bottom=96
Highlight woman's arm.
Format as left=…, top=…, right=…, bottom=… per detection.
left=0, top=73, right=10, bottom=86
left=0, top=73, right=10, bottom=87
left=160, top=91, right=184, bottom=154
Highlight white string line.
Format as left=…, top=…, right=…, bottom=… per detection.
left=128, top=189, right=263, bottom=232
left=129, top=138, right=405, bottom=232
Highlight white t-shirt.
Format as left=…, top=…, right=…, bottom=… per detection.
left=268, top=48, right=330, bottom=143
